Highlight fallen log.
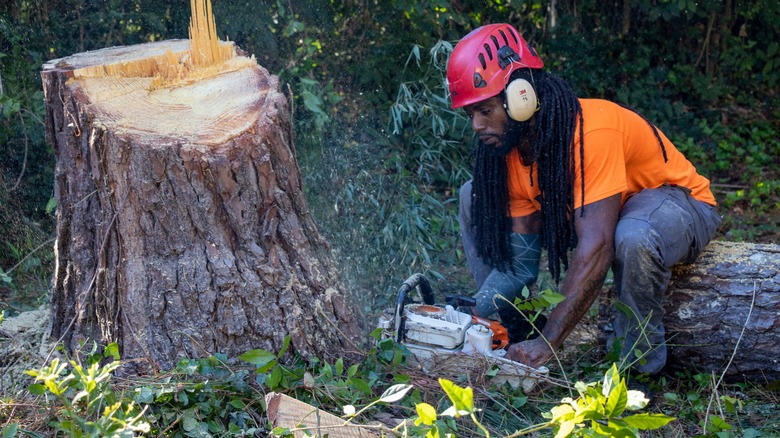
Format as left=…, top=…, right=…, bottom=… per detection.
left=664, top=240, right=780, bottom=380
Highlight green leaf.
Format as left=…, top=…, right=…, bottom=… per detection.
left=602, top=364, right=621, bottom=397
left=267, top=366, right=282, bottom=389
left=555, top=419, right=576, bottom=438
left=178, top=390, right=189, bottom=405
left=415, top=402, right=437, bottom=426
left=135, top=386, right=154, bottom=403
left=605, top=380, right=628, bottom=417
left=378, top=384, right=413, bottom=403
left=71, top=389, right=89, bottom=405
left=335, top=357, right=344, bottom=377
left=591, top=421, right=618, bottom=436
left=256, top=360, right=276, bottom=374
left=347, top=377, right=373, bottom=395
left=1, top=423, right=18, bottom=438
left=45, top=197, right=57, bottom=214
left=549, top=404, right=575, bottom=423
left=271, top=426, right=291, bottom=437
left=438, top=378, right=473, bottom=416
left=104, top=342, right=120, bottom=360
left=405, top=44, right=422, bottom=68
left=621, top=413, right=675, bottom=430
left=369, top=327, right=384, bottom=341
left=301, top=91, right=325, bottom=116
left=0, top=268, right=11, bottom=284
left=347, top=363, right=359, bottom=378
left=28, top=383, right=46, bottom=395
left=706, top=415, right=732, bottom=432
left=614, top=301, right=633, bottom=317
left=239, top=349, right=276, bottom=367
left=539, top=290, right=565, bottom=306
left=229, top=398, right=246, bottom=410
left=604, top=421, right=638, bottom=437
left=182, top=414, right=199, bottom=432
left=278, top=335, right=291, bottom=358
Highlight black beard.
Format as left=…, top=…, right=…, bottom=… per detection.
left=484, top=119, right=530, bottom=158
left=471, top=119, right=532, bottom=270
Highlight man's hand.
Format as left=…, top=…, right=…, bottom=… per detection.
left=506, top=337, right=554, bottom=368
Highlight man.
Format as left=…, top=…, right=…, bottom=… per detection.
left=447, top=23, right=721, bottom=374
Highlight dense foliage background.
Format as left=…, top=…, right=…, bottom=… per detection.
left=1, top=0, right=778, bottom=315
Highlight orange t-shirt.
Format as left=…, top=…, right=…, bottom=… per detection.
left=506, top=99, right=716, bottom=217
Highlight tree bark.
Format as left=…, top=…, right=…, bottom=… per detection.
left=42, top=40, right=363, bottom=372
left=664, top=241, right=780, bottom=380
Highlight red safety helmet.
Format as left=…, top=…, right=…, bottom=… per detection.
left=447, top=24, right=544, bottom=109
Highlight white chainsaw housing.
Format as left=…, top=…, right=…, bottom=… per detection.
left=378, top=304, right=549, bottom=392
left=401, top=304, right=472, bottom=349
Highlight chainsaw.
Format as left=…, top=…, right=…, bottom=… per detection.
left=377, top=273, right=549, bottom=392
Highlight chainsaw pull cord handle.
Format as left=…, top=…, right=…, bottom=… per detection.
left=394, top=273, right=435, bottom=342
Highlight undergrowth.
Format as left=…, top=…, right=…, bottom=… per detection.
left=2, top=329, right=778, bottom=437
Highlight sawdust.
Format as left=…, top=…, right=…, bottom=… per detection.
left=0, top=306, right=55, bottom=397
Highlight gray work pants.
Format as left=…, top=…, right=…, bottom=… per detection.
left=459, top=181, right=721, bottom=374
left=612, top=185, right=721, bottom=374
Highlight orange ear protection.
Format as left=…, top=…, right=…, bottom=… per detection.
left=497, top=45, right=539, bottom=122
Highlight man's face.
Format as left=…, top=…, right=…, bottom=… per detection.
left=463, top=95, right=509, bottom=147
left=464, top=95, right=531, bottom=157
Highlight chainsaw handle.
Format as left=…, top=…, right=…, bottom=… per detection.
left=398, top=273, right=435, bottom=305
left=394, top=273, right=435, bottom=342
left=446, top=295, right=477, bottom=307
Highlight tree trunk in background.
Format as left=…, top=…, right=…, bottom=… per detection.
left=664, top=241, right=780, bottom=380
left=42, top=40, right=363, bottom=372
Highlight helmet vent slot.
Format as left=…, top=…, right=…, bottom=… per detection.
left=506, top=27, right=519, bottom=44
left=483, top=44, right=493, bottom=60
left=498, top=29, right=509, bottom=45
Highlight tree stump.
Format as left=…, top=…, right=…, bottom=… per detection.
left=665, top=240, right=780, bottom=380
left=41, top=39, right=363, bottom=372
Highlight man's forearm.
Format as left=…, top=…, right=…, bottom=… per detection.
left=540, top=243, right=612, bottom=350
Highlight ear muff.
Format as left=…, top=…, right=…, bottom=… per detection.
left=504, top=78, right=538, bottom=122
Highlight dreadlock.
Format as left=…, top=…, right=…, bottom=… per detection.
left=617, top=103, right=669, bottom=163
left=528, top=70, right=582, bottom=281
left=471, top=136, right=513, bottom=270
